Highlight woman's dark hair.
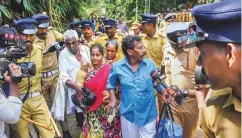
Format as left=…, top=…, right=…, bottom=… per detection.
left=122, top=35, right=142, bottom=56
left=105, top=40, right=118, bottom=51
left=90, top=43, right=104, bottom=55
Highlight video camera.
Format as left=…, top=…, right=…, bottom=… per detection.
left=0, top=27, right=36, bottom=83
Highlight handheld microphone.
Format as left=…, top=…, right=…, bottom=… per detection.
left=44, top=41, right=64, bottom=55
left=150, top=70, right=186, bottom=105
left=150, top=70, right=168, bottom=89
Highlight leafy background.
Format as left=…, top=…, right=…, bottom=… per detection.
left=0, top=0, right=217, bottom=32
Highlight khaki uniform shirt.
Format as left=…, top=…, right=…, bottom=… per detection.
left=34, top=29, right=63, bottom=72
left=17, top=45, right=43, bottom=94
left=88, top=32, right=124, bottom=60
left=141, top=31, right=167, bottom=68
left=162, top=43, right=198, bottom=88
left=201, top=88, right=241, bottom=138
left=159, top=20, right=168, bottom=32
left=81, top=35, right=96, bottom=46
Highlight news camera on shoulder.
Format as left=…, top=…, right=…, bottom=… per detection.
left=0, top=26, right=36, bottom=83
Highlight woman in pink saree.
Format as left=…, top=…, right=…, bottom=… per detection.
left=81, top=44, right=121, bottom=138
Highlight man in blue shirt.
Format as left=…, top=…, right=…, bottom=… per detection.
left=106, top=35, right=163, bottom=138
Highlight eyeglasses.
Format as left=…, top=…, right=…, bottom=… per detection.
left=134, top=46, right=145, bottom=50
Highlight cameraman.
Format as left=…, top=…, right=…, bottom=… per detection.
left=0, top=63, right=22, bottom=138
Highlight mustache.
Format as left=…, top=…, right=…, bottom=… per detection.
left=40, top=33, right=47, bottom=35
left=84, top=32, right=90, bottom=35
left=25, top=40, right=32, bottom=44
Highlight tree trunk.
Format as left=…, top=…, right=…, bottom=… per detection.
left=48, top=0, right=52, bottom=25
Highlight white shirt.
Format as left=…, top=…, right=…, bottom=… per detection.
left=51, top=45, right=90, bottom=121
left=0, top=89, right=22, bottom=138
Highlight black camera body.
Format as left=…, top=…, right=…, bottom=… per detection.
left=71, top=87, right=96, bottom=111
left=0, top=27, right=36, bottom=83
left=195, top=66, right=208, bottom=85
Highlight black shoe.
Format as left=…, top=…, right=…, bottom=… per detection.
left=62, top=130, right=72, bottom=138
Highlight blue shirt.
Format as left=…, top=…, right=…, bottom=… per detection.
left=107, top=57, right=158, bottom=126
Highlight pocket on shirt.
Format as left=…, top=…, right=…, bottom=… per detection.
left=136, top=76, right=152, bottom=92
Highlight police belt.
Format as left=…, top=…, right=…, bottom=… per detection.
left=41, top=69, right=59, bottom=78
left=20, top=91, right=41, bottom=100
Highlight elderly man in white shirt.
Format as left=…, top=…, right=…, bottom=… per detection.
left=0, top=63, right=22, bottom=138
left=51, top=30, right=90, bottom=128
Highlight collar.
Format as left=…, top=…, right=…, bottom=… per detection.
left=82, top=35, right=95, bottom=42
left=206, top=88, right=241, bottom=112
left=120, top=56, right=147, bottom=66
left=34, top=32, right=51, bottom=43
left=223, top=92, right=241, bottom=112
left=103, top=33, right=118, bottom=40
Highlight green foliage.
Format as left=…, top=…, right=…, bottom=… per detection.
left=0, top=5, right=11, bottom=18
left=0, top=0, right=200, bottom=30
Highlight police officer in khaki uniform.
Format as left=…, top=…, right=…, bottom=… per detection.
left=131, top=21, right=142, bottom=36
left=32, top=14, right=72, bottom=138
left=164, top=22, right=200, bottom=138
left=80, top=20, right=96, bottom=45
left=70, top=20, right=82, bottom=38
left=140, top=14, right=167, bottom=68
left=140, top=14, right=167, bottom=115
left=164, top=13, right=176, bottom=25
left=13, top=18, right=55, bottom=138
left=88, top=19, right=124, bottom=60
left=32, top=14, right=63, bottom=109
left=183, top=1, right=241, bottom=137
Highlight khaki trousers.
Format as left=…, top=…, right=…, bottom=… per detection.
left=13, top=95, right=55, bottom=138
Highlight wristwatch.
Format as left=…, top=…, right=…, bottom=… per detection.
left=183, top=89, right=189, bottom=98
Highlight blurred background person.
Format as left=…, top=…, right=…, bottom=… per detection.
left=131, top=21, right=142, bottom=35
left=70, top=20, right=82, bottom=38
left=89, top=19, right=124, bottom=60
left=88, top=13, right=97, bottom=32
left=117, top=17, right=129, bottom=35
left=164, top=13, right=176, bottom=25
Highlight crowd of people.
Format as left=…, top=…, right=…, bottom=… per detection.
left=0, top=0, right=241, bottom=138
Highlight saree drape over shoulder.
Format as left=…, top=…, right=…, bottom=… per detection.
left=81, top=64, right=121, bottom=138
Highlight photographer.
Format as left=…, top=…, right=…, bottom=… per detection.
left=0, top=63, right=22, bottom=138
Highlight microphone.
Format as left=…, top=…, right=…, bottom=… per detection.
left=150, top=70, right=186, bottom=105
left=44, top=41, right=64, bottom=55
left=150, top=70, right=168, bottom=89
